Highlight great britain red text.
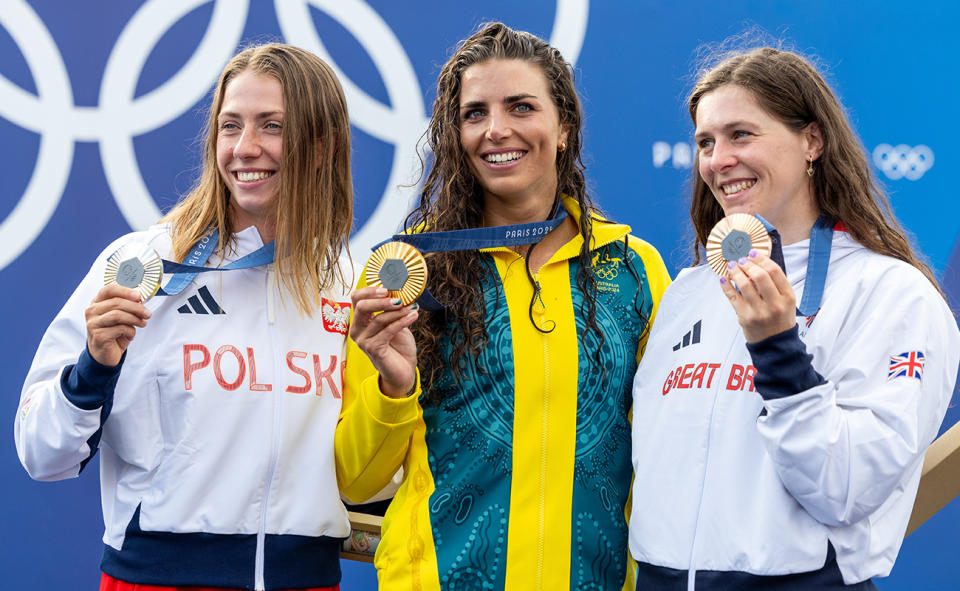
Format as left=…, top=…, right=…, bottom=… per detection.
left=661, top=362, right=757, bottom=395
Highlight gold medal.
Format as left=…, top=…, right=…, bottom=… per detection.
left=705, top=213, right=772, bottom=278
left=365, top=242, right=428, bottom=306
left=104, top=243, right=164, bottom=302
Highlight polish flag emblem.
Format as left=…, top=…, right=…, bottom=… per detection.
left=322, top=299, right=351, bottom=334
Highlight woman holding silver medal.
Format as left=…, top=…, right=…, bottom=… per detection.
left=16, top=43, right=356, bottom=591
left=339, top=22, right=671, bottom=591
left=628, top=45, right=960, bottom=589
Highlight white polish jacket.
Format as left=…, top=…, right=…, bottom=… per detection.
left=15, top=224, right=353, bottom=590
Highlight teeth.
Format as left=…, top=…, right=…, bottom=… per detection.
left=722, top=180, right=755, bottom=194
left=236, top=171, right=273, bottom=182
left=484, top=151, right=524, bottom=163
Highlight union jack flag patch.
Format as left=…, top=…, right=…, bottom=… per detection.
left=888, top=351, right=925, bottom=381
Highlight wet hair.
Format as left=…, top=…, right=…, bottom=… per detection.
left=163, top=42, right=353, bottom=313
left=688, top=45, right=940, bottom=292
left=407, top=22, right=615, bottom=400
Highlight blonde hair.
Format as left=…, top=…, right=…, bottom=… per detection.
left=162, top=43, right=353, bottom=314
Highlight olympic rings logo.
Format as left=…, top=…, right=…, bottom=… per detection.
left=872, top=144, right=935, bottom=181
left=591, top=252, right=621, bottom=280
left=0, top=0, right=588, bottom=271
left=594, top=264, right=619, bottom=281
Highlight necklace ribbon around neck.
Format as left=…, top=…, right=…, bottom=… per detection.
left=754, top=214, right=833, bottom=317
left=158, top=230, right=275, bottom=296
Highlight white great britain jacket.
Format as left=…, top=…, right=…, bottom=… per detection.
left=15, top=225, right=353, bottom=591
left=630, top=228, right=960, bottom=589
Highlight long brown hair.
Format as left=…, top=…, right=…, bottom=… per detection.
left=688, top=46, right=940, bottom=292
left=408, top=22, right=606, bottom=400
left=162, top=43, right=353, bottom=314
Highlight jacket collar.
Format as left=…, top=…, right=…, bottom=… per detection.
left=549, top=194, right=632, bottom=262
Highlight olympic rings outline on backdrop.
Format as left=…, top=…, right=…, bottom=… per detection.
left=872, top=143, right=935, bottom=181
left=0, top=0, right=75, bottom=271
left=275, top=0, right=430, bottom=256
left=0, top=0, right=589, bottom=270
left=99, top=0, right=248, bottom=234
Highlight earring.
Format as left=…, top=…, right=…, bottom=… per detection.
left=558, top=141, right=567, bottom=153
left=806, top=159, right=814, bottom=177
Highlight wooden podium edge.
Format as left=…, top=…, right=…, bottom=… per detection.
left=346, top=510, right=383, bottom=533
left=341, top=511, right=384, bottom=562
left=340, top=550, right=375, bottom=564
left=906, top=420, right=960, bottom=537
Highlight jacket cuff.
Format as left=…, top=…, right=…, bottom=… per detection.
left=361, top=372, right=420, bottom=425
left=745, top=325, right=825, bottom=400
left=61, top=348, right=124, bottom=410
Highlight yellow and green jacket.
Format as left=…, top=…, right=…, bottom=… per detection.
left=337, top=197, right=671, bottom=590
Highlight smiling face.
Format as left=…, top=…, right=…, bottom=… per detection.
left=216, top=70, right=284, bottom=241
left=694, top=84, right=823, bottom=243
left=458, top=59, right=568, bottom=214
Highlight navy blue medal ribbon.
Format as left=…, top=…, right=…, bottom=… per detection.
left=373, top=210, right=568, bottom=252
left=373, top=208, right=569, bottom=311
left=156, top=230, right=276, bottom=296
left=753, top=214, right=833, bottom=317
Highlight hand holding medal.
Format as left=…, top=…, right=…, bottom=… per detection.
left=346, top=240, right=427, bottom=398
left=87, top=243, right=162, bottom=366
left=345, top=241, right=427, bottom=398
left=349, top=282, right=420, bottom=398
left=709, top=213, right=797, bottom=343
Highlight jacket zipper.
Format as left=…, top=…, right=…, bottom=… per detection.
left=686, top=335, right=743, bottom=590
left=535, top=276, right=548, bottom=590
left=255, top=266, right=282, bottom=589
left=267, top=264, right=276, bottom=325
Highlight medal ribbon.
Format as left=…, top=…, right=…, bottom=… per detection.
left=797, top=216, right=833, bottom=317
left=157, top=230, right=275, bottom=296
left=374, top=206, right=569, bottom=311
left=753, top=214, right=833, bottom=317
left=374, top=210, right=568, bottom=252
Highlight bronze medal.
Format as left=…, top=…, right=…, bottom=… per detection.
left=705, top=213, right=772, bottom=278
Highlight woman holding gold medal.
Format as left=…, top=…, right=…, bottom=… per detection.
left=16, top=44, right=355, bottom=591
left=339, top=22, right=671, bottom=591
left=628, top=46, right=960, bottom=589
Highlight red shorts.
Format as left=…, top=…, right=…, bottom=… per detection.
left=99, top=573, right=339, bottom=591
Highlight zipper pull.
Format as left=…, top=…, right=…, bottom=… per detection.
left=267, top=264, right=276, bottom=325
left=533, top=279, right=546, bottom=315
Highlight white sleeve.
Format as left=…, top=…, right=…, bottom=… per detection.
left=756, top=269, right=960, bottom=527
left=14, top=236, right=136, bottom=481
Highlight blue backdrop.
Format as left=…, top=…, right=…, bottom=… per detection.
left=2, top=1, right=957, bottom=589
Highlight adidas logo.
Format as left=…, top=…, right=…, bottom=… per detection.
left=177, top=285, right=226, bottom=315
left=672, top=320, right=701, bottom=351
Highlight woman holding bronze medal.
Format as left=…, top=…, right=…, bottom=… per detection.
left=16, top=44, right=355, bottom=591
left=339, top=22, right=671, bottom=591
left=628, top=46, right=960, bottom=589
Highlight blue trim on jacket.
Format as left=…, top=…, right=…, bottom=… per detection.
left=746, top=325, right=825, bottom=400
left=61, top=348, right=122, bottom=472
left=635, top=544, right=877, bottom=590
left=101, top=505, right=343, bottom=589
